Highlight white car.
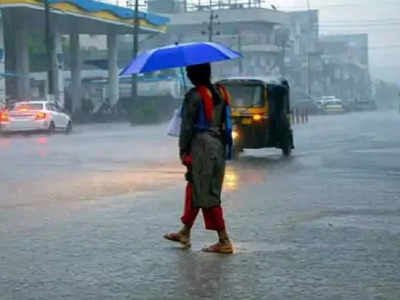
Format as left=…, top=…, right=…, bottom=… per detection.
left=314, top=96, right=340, bottom=112
left=323, top=99, right=345, bottom=113
left=0, top=101, right=72, bottom=134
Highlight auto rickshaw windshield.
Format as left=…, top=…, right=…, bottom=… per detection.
left=224, top=84, right=264, bottom=108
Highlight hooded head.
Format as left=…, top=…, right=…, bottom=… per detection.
left=186, top=63, right=211, bottom=87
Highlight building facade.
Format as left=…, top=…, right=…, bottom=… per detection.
left=319, top=34, right=371, bottom=102
left=143, top=0, right=289, bottom=79
left=286, top=10, right=320, bottom=97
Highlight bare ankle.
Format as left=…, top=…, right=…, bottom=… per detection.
left=219, top=238, right=231, bottom=245
left=179, top=226, right=191, bottom=237
left=217, top=229, right=230, bottom=243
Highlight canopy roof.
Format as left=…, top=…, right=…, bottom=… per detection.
left=0, top=0, right=169, bottom=33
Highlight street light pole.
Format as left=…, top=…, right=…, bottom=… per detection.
left=44, top=0, right=54, bottom=97
left=131, top=0, right=139, bottom=99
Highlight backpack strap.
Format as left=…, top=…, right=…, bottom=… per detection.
left=216, top=84, right=233, bottom=160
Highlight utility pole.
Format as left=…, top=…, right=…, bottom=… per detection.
left=208, top=0, right=214, bottom=42
left=202, top=0, right=220, bottom=42
left=131, top=0, right=139, bottom=99
left=44, top=0, right=54, bottom=97
left=306, top=0, right=312, bottom=96
left=208, top=12, right=214, bottom=42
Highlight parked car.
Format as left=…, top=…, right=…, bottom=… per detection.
left=314, top=96, right=341, bottom=113
left=353, top=99, right=377, bottom=111
left=0, top=101, right=72, bottom=134
left=323, top=99, right=346, bottom=114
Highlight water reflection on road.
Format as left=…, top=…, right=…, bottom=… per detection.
left=224, top=151, right=295, bottom=191
left=0, top=163, right=185, bottom=209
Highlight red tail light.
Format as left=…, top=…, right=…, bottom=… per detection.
left=35, top=112, right=47, bottom=120
left=0, top=112, right=9, bottom=122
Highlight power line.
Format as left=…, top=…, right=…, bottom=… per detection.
left=318, top=19, right=400, bottom=24
left=319, top=23, right=400, bottom=28
left=278, top=1, right=400, bottom=10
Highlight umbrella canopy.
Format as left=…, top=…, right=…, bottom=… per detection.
left=120, top=42, right=241, bottom=76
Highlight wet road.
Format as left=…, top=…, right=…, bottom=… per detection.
left=1, top=112, right=400, bottom=299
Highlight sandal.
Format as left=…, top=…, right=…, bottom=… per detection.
left=163, top=233, right=191, bottom=248
left=202, top=242, right=234, bottom=254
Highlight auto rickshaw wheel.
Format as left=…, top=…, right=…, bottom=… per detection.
left=282, top=144, right=291, bottom=156
left=281, top=130, right=293, bottom=157
left=233, top=145, right=242, bottom=160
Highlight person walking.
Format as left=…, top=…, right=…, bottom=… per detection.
left=164, top=63, right=234, bottom=254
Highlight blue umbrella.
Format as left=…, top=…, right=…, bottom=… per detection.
left=119, top=42, right=241, bottom=76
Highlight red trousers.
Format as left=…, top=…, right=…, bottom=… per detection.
left=180, top=182, right=225, bottom=231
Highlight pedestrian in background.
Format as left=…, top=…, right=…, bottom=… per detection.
left=164, top=63, right=234, bottom=254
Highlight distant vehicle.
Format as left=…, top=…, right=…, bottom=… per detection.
left=119, top=72, right=184, bottom=99
left=0, top=101, right=72, bottom=134
left=81, top=69, right=185, bottom=114
left=353, top=99, right=377, bottom=111
left=323, top=99, right=345, bottom=114
left=314, top=96, right=340, bottom=113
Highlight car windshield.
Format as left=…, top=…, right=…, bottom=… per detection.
left=224, top=84, right=264, bottom=108
left=12, top=103, right=43, bottom=111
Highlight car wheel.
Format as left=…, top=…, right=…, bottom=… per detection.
left=47, top=121, right=56, bottom=135
left=65, top=121, right=72, bottom=134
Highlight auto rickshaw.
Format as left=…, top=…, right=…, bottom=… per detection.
left=217, top=76, right=294, bottom=158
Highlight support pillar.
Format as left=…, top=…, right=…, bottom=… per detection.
left=0, top=11, right=6, bottom=106
left=15, top=20, right=30, bottom=99
left=70, top=33, right=81, bottom=112
left=107, top=33, right=119, bottom=107
left=51, top=27, right=65, bottom=107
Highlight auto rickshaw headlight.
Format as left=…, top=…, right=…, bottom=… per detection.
left=232, top=130, right=239, bottom=140
left=253, top=114, right=262, bottom=121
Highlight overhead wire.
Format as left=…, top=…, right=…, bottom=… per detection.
left=277, top=0, right=400, bottom=10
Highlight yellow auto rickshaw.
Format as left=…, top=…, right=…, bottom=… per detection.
left=217, top=76, right=294, bottom=158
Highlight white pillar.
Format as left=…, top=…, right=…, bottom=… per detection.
left=0, top=10, right=6, bottom=107
left=52, top=28, right=65, bottom=107
left=15, top=21, right=30, bottom=99
left=107, top=33, right=119, bottom=107
left=70, top=33, right=81, bottom=112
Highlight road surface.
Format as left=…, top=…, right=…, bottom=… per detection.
left=1, top=111, right=399, bottom=299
